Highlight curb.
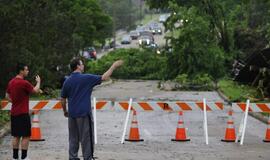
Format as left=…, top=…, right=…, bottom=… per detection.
left=216, top=89, right=231, bottom=104
left=216, top=89, right=268, bottom=124
left=0, top=122, right=10, bottom=139
left=248, top=112, right=268, bottom=124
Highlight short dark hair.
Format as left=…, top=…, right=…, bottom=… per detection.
left=16, top=63, right=27, bottom=74
left=70, top=57, right=82, bottom=71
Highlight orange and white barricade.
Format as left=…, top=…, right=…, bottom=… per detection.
left=1, top=98, right=224, bottom=145
left=0, top=100, right=112, bottom=111
left=232, top=102, right=270, bottom=113
left=232, top=100, right=270, bottom=145
left=114, top=101, right=224, bottom=112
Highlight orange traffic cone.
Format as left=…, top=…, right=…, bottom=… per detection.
left=263, top=116, right=270, bottom=142
left=221, top=109, right=236, bottom=142
left=171, top=111, right=190, bottom=141
left=125, top=110, right=144, bottom=142
left=30, top=111, right=45, bottom=141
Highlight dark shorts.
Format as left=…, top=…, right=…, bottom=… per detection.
left=11, top=113, right=31, bottom=137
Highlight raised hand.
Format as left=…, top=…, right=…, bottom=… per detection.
left=35, top=75, right=41, bottom=83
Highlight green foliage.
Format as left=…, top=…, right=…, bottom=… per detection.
left=1, top=0, right=270, bottom=99
left=175, top=74, right=188, bottom=85
left=166, top=5, right=226, bottom=79
left=175, top=73, right=214, bottom=91
left=147, top=0, right=270, bottom=80
left=265, top=23, right=270, bottom=44
left=192, top=74, right=213, bottom=86
left=30, top=89, right=60, bottom=100
left=0, top=98, right=10, bottom=127
left=146, top=0, right=196, bottom=9
left=0, top=111, right=10, bottom=127
left=218, top=79, right=262, bottom=102
left=86, top=48, right=167, bottom=80
left=0, top=0, right=112, bottom=96
left=98, top=0, right=141, bottom=30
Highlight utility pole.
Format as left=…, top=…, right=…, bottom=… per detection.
left=113, top=3, right=116, bottom=50
left=129, top=0, right=132, bottom=30
left=139, top=0, right=142, bottom=25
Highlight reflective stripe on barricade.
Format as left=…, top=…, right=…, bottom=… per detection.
left=0, top=100, right=111, bottom=110
left=232, top=103, right=270, bottom=113
left=3, top=100, right=269, bottom=112
left=115, top=101, right=224, bottom=111
left=1, top=100, right=62, bottom=110
left=1, top=100, right=223, bottom=111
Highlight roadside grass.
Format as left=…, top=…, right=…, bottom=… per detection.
left=218, top=78, right=262, bottom=102
left=0, top=111, right=9, bottom=128
left=0, top=99, right=10, bottom=128
left=218, top=78, right=269, bottom=116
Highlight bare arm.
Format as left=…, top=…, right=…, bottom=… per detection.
left=102, top=65, right=116, bottom=81
left=33, top=75, right=42, bottom=93
left=61, top=98, right=68, bottom=117
left=102, top=60, right=124, bottom=81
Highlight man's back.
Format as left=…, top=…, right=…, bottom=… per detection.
left=61, top=72, right=101, bottom=118
left=7, top=77, right=33, bottom=116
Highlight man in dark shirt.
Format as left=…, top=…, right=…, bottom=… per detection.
left=61, top=58, right=123, bottom=160
left=6, top=63, right=42, bottom=160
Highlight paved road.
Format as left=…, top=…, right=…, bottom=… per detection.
left=0, top=80, right=269, bottom=160
left=97, top=21, right=166, bottom=59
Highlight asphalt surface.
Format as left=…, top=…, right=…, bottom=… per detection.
left=97, top=21, right=166, bottom=59
left=0, top=80, right=269, bottom=160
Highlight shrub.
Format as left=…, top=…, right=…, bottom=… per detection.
left=0, top=111, right=10, bottom=127
left=174, top=73, right=214, bottom=90
left=86, top=48, right=167, bottom=80
left=175, top=74, right=188, bottom=85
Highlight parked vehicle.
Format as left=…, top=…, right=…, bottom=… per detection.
left=140, top=31, right=154, bottom=41
left=129, top=30, right=140, bottom=40
left=136, top=26, right=150, bottom=35
left=121, top=35, right=131, bottom=44
left=151, top=26, right=162, bottom=35
left=159, top=14, right=170, bottom=23
left=138, top=35, right=154, bottom=46
left=82, top=47, right=97, bottom=60
left=146, top=43, right=161, bottom=54
left=148, top=22, right=159, bottom=30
